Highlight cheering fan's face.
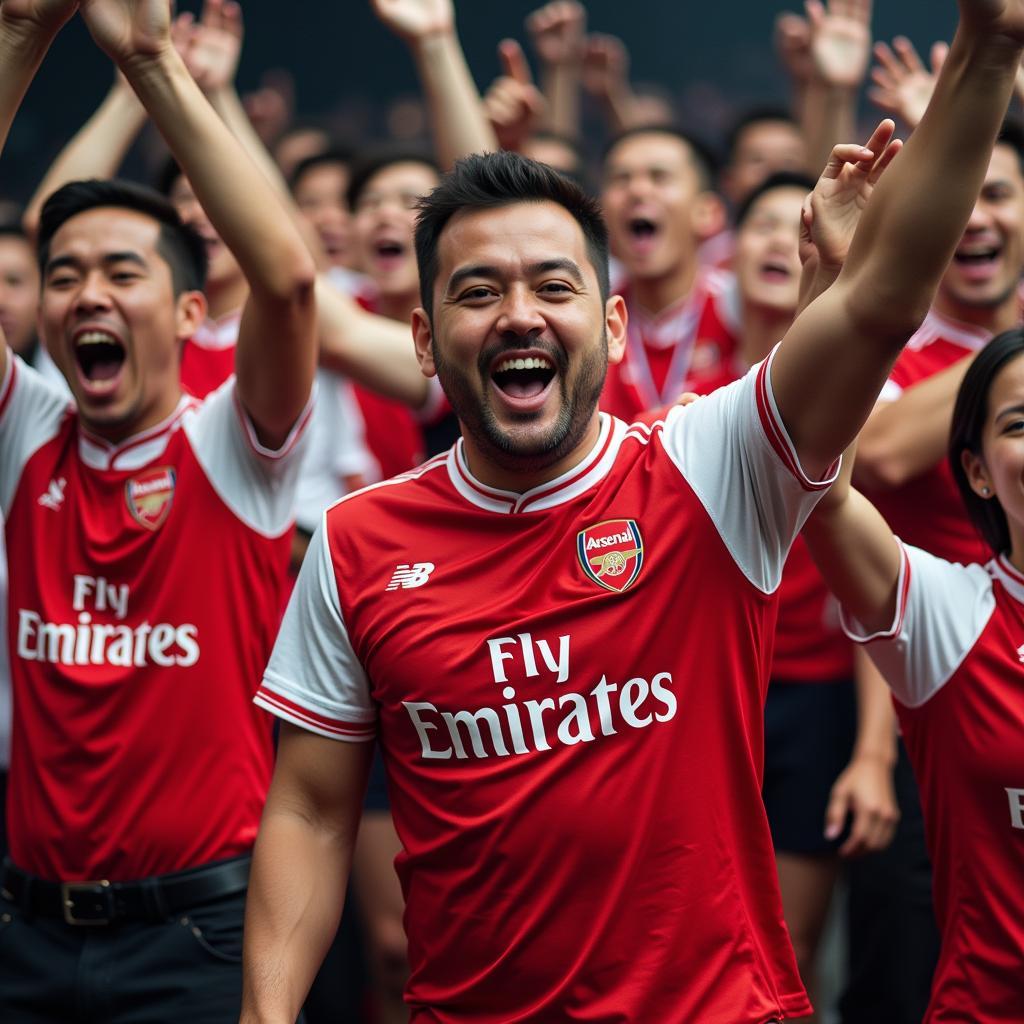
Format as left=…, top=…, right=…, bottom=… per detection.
left=734, top=185, right=805, bottom=317
left=602, top=133, right=722, bottom=284
left=0, top=234, right=40, bottom=356
left=414, top=200, right=625, bottom=476
left=294, top=162, right=356, bottom=270
left=168, top=174, right=241, bottom=292
left=352, top=162, right=439, bottom=301
left=939, top=144, right=1024, bottom=317
left=40, top=207, right=203, bottom=439
left=723, top=120, right=806, bottom=205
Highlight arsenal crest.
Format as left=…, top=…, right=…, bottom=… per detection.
left=125, top=467, right=176, bottom=531
left=577, top=519, right=644, bottom=594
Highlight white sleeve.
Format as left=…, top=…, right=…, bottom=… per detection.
left=254, top=518, right=376, bottom=742
left=660, top=345, right=839, bottom=593
left=841, top=544, right=994, bottom=708
left=183, top=375, right=313, bottom=538
left=0, top=354, right=74, bottom=515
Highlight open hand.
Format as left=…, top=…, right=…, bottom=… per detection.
left=79, top=0, right=171, bottom=63
left=775, top=12, right=815, bottom=84
left=172, top=0, right=242, bottom=93
left=526, top=1, right=586, bottom=66
left=581, top=33, right=629, bottom=100
left=483, top=39, right=547, bottom=152
left=806, top=0, right=873, bottom=89
left=824, top=754, right=900, bottom=856
left=959, top=0, right=1024, bottom=46
left=801, top=119, right=901, bottom=270
left=370, top=0, right=453, bottom=42
left=869, top=36, right=947, bottom=130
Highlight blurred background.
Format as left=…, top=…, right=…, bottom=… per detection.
left=1, top=0, right=958, bottom=202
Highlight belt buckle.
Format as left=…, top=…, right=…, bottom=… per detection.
left=61, top=879, right=113, bottom=926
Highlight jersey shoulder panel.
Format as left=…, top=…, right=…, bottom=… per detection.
left=660, top=348, right=838, bottom=594
left=183, top=375, right=313, bottom=537
left=0, top=355, right=74, bottom=514
left=841, top=544, right=995, bottom=708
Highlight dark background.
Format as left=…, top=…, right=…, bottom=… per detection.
left=1, top=1, right=959, bottom=202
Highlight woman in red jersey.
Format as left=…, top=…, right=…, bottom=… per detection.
left=803, top=329, right=1024, bottom=1022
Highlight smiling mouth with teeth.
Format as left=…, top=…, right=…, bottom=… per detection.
left=491, top=356, right=557, bottom=400
left=75, top=331, right=126, bottom=383
left=954, top=248, right=1001, bottom=264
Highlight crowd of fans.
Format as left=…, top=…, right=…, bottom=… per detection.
left=0, top=0, right=1021, bottom=1022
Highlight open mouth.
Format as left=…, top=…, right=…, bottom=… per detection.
left=74, top=330, right=126, bottom=392
left=629, top=217, right=659, bottom=240
left=490, top=354, right=557, bottom=402
left=954, top=246, right=1000, bottom=266
left=373, top=238, right=407, bottom=270
left=759, top=259, right=793, bottom=282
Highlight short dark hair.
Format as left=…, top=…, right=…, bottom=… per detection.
left=602, top=126, right=719, bottom=190
left=949, top=328, right=1024, bottom=555
left=38, top=179, right=207, bottom=294
left=996, top=117, right=1024, bottom=177
left=289, top=146, right=356, bottom=194
left=725, top=107, right=800, bottom=165
left=0, top=220, right=30, bottom=244
left=733, top=170, right=816, bottom=229
left=154, top=157, right=184, bottom=199
left=346, top=147, right=439, bottom=212
left=414, top=151, right=610, bottom=321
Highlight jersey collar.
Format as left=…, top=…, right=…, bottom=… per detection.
left=79, top=394, right=196, bottom=472
left=990, top=554, right=1024, bottom=605
left=908, top=308, right=995, bottom=353
left=447, top=413, right=625, bottom=514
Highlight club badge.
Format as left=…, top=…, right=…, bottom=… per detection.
left=125, top=467, right=176, bottom=532
left=577, top=518, right=644, bottom=594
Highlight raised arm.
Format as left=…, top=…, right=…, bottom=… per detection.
left=526, top=1, right=585, bottom=141
left=80, top=0, right=316, bottom=448
left=580, top=32, right=636, bottom=134
left=482, top=39, right=547, bottom=154
left=869, top=36, right=948, bottom=132
left=241, top=724, right=372, bottom=1024
left=22, top=73, right=146, bottom=238
left=0, top=0, right=79, bottom=384
left=772, top=0, right=1024, bottom=478
left=371, top=0, right=497, bottom=168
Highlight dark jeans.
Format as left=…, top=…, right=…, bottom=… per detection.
left=840, top=741, right=941, bottom=1024
left=0, top=887, right=247, bottom=1024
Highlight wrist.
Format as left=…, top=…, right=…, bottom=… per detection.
left=851, top=747, right=897, bottom=769
left=116, top=41, right=182, bottom=85
left=0, top=19, right=59, bottom=66
left=409, top=26, right=457, bottom=55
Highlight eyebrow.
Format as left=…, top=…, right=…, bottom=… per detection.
left=445, top=258, right=586, bottom=296
left=45, top=251, right=149, bottom=275
left=995, top=403, right=1024, bottom=422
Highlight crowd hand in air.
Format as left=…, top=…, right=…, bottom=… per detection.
left=800, top=119, right=901, bottom=273
left=171, top=0, right=242, bottom=94
left=806, top=0, right=873, bottom=89
left=0, top=0, right=77, bottom=38
left=483, top=39, right=547, bottom=152
left=78, top=0, right=173, bottom=64
left=581, top=33, right=630, bottom=104
left=775, top=10, right=815, bottom=88
left=869, top=37, right=947, bottom=131
left=526, top=0, right=586, bottom=67
left=370, top=0, right=453, bottom=43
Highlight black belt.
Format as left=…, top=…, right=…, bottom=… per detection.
left=0, top=854, right=250, bottom=926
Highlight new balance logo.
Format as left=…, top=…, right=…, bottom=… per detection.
left=386, top=563, right=435, bottom=591
left=38, top=477, right=67, bottom=511
left=1017, top=643, right=1024, bottom=666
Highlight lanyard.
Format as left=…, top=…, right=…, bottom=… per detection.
left=623, top=291, right=702, bottom=410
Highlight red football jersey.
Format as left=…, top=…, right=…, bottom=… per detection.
left=0, top=356, right=308, bottom=881
left=844, top=545, right=1024, bottom=1023
left=870, top=310, right=994, bottom=565
left=601, top=268, right=740, bottom=420
left=691, top=358, right=851, bottom=683
left=180, top=311, right=240, bottom=400
left=257, top=351, right=831, bottom=1022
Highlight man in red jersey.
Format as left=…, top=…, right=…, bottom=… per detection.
left=599, top=126, right=738, bottom=417
left=0, top=0, right=316, bottom=1020
left=242, top=2, right=1024, bottom=1019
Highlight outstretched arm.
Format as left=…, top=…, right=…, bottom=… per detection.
left=580, top=32, right=636, bottom=134
left=80, top=0, right=317, bottom=449
left=772, top=0, right=1024, bottom=479
left=372, top=0, right=497, bottom=168
left=526, top=1, right=585, bottom=141
left=0, top=0, right=79, bottom=384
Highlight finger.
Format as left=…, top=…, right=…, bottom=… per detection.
left=930, top=40, right=949, bottom=74
left=873, top=41, right=901, bottom=78
left=893, top=35, right=923, bottom=73
left=860, top=118, right=896, bottom=162
left=804, top=0, right=825, bottom=32
left=867, top=138, right=902, bottom=184
left=839, top=807, right=874, bottom=857
left=223, top=2, right=243, bottom=33
left=870, top=67, right=896, bottom=92
left=822, top=143, right=875, bottom=180
left=202, top=0, right=221, bottom=28
left=499, top=38, right=534, bottom=86
left=675, top=391, right=700, bottom=407
left=823, top=786, right=850, bottom=841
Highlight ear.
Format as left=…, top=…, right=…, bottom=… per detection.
left=605, top=294, right=627, bottom=366
left=412, top=307, right=437, bottom=378
left=691, top=191, right=726, bottom=243
left=174, top=290, right=207, bottom=342
left=961, top=447, right=994, bottom=500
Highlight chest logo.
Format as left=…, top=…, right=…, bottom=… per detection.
left=125, top=467, right=176, bottom=532
left=577, top=519, right=644, bottom=594
left=37, top=477, right=67, bottom=511
left=386, top=562, right=435, bottom=591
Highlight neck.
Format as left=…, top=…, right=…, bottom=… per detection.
left=206, top=276, right=249, bottom=321
left=81, top=390, right=184, bottom=445
left=738, top=302, right=793, bottom=368
left=933, top=290, right=1020, bottom=336
left=460, top=413, right=603, bottom=494
left=376, top=290, right=419, bottom=324
left=629, top=257, right=697, bottom=317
